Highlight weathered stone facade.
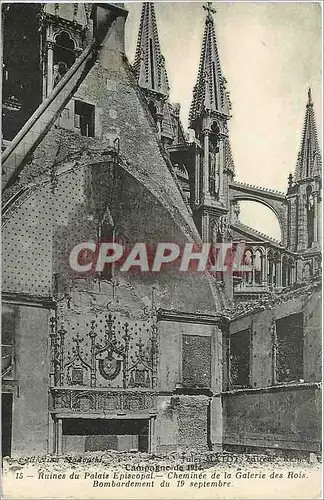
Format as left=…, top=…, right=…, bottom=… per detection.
left=1, top=3, right=322, bottom=457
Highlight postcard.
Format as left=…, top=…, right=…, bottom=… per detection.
left=1, top=1, right=322, bottom=499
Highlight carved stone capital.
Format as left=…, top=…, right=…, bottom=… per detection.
left=46, top=39, right=55, bottom=50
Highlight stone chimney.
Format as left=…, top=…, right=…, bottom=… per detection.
left=91, top=3, right=128, bottom=66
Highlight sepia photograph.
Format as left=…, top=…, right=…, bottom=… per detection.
left=1, top=1, right=322, bottom=498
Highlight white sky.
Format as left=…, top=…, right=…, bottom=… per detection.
left=124, top=2, right=322, bottom=240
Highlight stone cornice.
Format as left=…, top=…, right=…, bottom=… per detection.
left=157, top=308, right=228, bottom=326
left=2, top=292, right=56, bottom=309
left=222, top=381, right=321, bottom=397
left=227, top=275, right=321, bottom=321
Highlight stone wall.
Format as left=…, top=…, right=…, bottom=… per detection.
left=177, top=395, right=209, bottom=451
left=224, top=286, right=322, bottom=452
left=9, top=305, right=50, bottom=457
left=2, top=15, right=223, bottom=457
left=156, top=394, right=210, bottom=453
left=223, top=385, right=321, bottom=452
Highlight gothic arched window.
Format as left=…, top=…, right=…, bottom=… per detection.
left=254, top=249, right=263, bottom=285
left=303, top=262, right=312, bottom=280
left=148, top=100, right=158, bottom=124
left=210, top=121, right=219, bottom=149
left=209, top=121, right=220, bottom=197
left=209, top=151, right=217, bottom=196
left=306, top=185, right=315, bottom=248
left=287, top=258, right=295, bottom=285
left=53, top=31, right=76, bottom=86
left=243, top=249, right=253, bottom=285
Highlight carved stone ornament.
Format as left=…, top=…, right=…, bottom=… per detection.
left=98, top=350, right=122, bottom=380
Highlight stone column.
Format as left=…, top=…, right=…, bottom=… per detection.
left=195, top=146, right=200, bottom=204
left=47, top=40, right=54, bottom=96
left=218, top=139, right=224, bottom=200
left=201, top=211, right=209, bottom=242
left=203, top=130, right=210, bottom=196
left=56, top=418, right=63, bottom=455
left=48, top=414, right=54, bottom=454
left=149, top=417, right=157, bottom=453
left=263, top=250, right=268, bottom=286
left=277, top=257, right=282, bottom=287
left=313, top=192, right=319, bottom=244
left=318, top=195, right=322, bottom=248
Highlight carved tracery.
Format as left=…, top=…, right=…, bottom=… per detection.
left=49, top=311, right=158, bottom=390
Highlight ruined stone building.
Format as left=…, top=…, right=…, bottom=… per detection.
left=1, top=3, right=322, bottom=457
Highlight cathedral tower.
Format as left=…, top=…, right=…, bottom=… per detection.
left=286, top=88, right=322, bottom=276
left=133, top=2, right=174, bottom=143
left=189, top=3, right=234, bottom=243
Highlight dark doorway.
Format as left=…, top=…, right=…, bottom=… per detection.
left=62, top=418, right=149, bottom=454
left=2, top=393, right=13, bottom=457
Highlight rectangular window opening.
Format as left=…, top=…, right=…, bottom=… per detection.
left=74, top=100, right=95, bottom=137
left=229, top=328, right=251, bottom=388
left=182, top=334, right=211, bottom=389
left=276, top=313, right=303, bottom=383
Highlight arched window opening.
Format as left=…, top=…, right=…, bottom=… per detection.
left=148, top=100, right=157, bottom=124
left=287, top=258, right=295, bottom=286
left=209, top=151, right=218, bottom=196
left=210, top=121, right=219, bottom=149
left=254, top=249, right=263, bottom=285
left=53, top=31, right=76, bottom=86
left=303, top=262, right=312, bottom=280
left=314, top=257, right=321, bottom=274
left=243, top=249, right=253, bottom=285
left=209, top=122, right=220, bottom=197
left=306, top=185, right=315, bottom=248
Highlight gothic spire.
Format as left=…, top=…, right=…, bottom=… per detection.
left=224, top=135, right=235, bottom=175
left=294, top=88, right=322, bottom=182
left=133, top=2, right=169, bottom=97
left=189, top=2, right=230, bottom=127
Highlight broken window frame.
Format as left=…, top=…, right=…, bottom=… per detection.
left=228, top=328, right=251, bottom=389
left=182, top=334, right=212, bottom=389
left=274, top=312, right=304, bottom=384
left=74, top=99, right=95, bottom=138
